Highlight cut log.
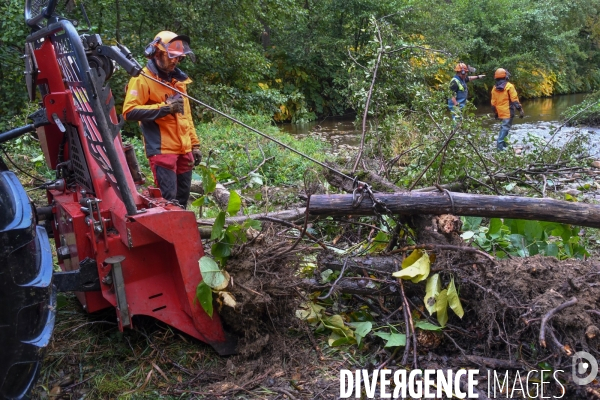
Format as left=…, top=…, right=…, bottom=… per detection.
left=308, top=191, right=600, bottom=229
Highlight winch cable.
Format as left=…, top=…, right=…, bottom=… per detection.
left=139, top=71, right=357, bottom=183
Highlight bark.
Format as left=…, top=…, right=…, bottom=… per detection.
left=319, top=255, right=403, bottom=274
left=300, top=278, right=401, bottom=296
left=308, top=191, right=600, bottom=229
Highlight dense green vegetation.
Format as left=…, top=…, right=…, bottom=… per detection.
left=3, top=0, right=600, bottom=129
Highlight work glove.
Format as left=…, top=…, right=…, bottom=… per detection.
left=519, top=109, right=525, bottom=119
left=192, top=147, right=202, bottom=166
left=491, top=106, right=498, bottom=120
left=166, top=94, right=184, bottom=115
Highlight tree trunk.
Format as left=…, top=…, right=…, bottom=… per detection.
left=308, top=191, right=600, bottom=229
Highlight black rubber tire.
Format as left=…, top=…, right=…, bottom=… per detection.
left=0, top=171, right=55, bottom=400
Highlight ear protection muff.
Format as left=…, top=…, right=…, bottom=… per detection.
left=144, top=38, right=160, bottom=58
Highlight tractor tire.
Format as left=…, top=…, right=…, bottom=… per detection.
left=0, top=170, right=55, bottom=400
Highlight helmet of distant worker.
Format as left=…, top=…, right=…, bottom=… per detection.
left=454, top=62, right=468, bottom=76
left=494, top=68, right=511, bottom=80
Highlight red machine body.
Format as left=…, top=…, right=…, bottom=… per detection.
left=27, top=21, right=233, bottom=354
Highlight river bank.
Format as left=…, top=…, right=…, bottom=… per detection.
left=280, top=93, right=600, bottom=156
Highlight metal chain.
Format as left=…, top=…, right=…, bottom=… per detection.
left=351, top=178, right=393, bottom=232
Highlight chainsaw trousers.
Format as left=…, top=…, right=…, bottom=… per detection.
left=149, top=152, right=194, bottom=207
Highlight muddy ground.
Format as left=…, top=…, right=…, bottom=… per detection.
left=35, top=218, right=600, bottom=399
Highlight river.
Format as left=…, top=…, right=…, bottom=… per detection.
left=279, top=93, right=600, bottom=157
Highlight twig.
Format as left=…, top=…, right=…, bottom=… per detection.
left=352, top=21, right=384, bottom=172
left=271, top=387, right=298, bottom=400
left=539, top=297, right=578, bottom=348
left=227, top=156, right=274, bottom=188
left=318, top=257, right=349, bottom=300
left=260, top=216, right=327, bottom=249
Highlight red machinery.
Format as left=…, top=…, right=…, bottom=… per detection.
left=14, top=6, right=235, bottom=355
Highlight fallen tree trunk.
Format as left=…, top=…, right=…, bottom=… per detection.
left=308, top=191, right=600, bottom=228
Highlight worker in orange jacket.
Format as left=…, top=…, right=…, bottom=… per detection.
left=491, top=68, right=524, bottom=150
left=123, top=31, right=201, bottom=208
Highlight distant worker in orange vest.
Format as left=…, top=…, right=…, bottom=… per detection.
left=491, top=68, right=524, bottom=151
left=448, top=62, right=485, bottom=118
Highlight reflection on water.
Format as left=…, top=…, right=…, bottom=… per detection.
left=279, top=93, right=600, bottom=156
left=474, top=93, right=588, bottom=122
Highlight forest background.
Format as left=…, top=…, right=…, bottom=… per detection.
left=3, top=0, right=600, bottom=131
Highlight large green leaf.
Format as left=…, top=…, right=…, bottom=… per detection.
left=414, top=320, right=442, bottom=331
left=488, top=218, right=503, bottom=236
left=199, top=256, right=230, bottom=290
left=349, top=321, right=372, bottom=345
left=436, top=289, right=449, bottom=327
left=446, top=278, right=464, bottom=318
left=196, top=281, right=213, bottom=318
left=373, top=331, right=406, bottom=347
left=211, top=242, right=231, bottom=260
left=295, top=302, right=325, bottom=325
left=227, top=190, right=242, bottom=215
left=424, top=273, right=441, bottom=314
left=508, top=234, right=528, bottom=257
left=523, top=220, right=543, bottom=242
left=211, top=211, right=226, bottom=240
left=392, top=250, right=430, bottom=283
left=201, top=168, right=217, bottom=194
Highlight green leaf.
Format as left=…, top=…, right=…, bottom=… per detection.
left=349, top=321, right=372, bottom=345
left=436, top=289, right=449, bottom=327
left=508, top=234, right=528, bottom=257
left=424, top=273, right=441, bottom=314
left=211, top=212, right=226, bottom=240
left=373, top=331, right=406, bottom=347
left=392, top=250, right=430, bottom=283
left=211, top=242, right=231, bottom=260
left=546, top=243, right=559, bottom=257
left=463, top=216, right=483, bottom=230
left=320, top=269, right=334, bottom=283
left=243, top=219, right=262, bottom=230
left=227, top=190, right=242, bottom=215
left=199, top=256, right=230, bottom=289
left=328, top=332, right=355, bottom=347
left=414, top=320, right=442, bottom=331
left=196, top=281, right=213, bottom=318
left=460, top=231, right=475, bottom=240
left=446, top=278, right=464, bottom=318
left=191, top=195, right=206, bottom=207
left=524, top=221, right=543, bottom=242
left=488, top=218, right=503, bottom=236
left=295, top=302, right=325, bottom=325
left=201, top=168, right=217, bottom=194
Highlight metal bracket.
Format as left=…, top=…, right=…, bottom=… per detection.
left=53, top=258, right=100, bottom=292
left=105, top=255, right=130, bottom=328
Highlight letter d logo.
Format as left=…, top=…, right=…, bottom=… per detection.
left=572, top=351, right=598, bottom=385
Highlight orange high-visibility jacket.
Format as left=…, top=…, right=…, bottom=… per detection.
left=491, top=81, right=521, bottom=119
left=123, top=63, right=199, bottom=157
